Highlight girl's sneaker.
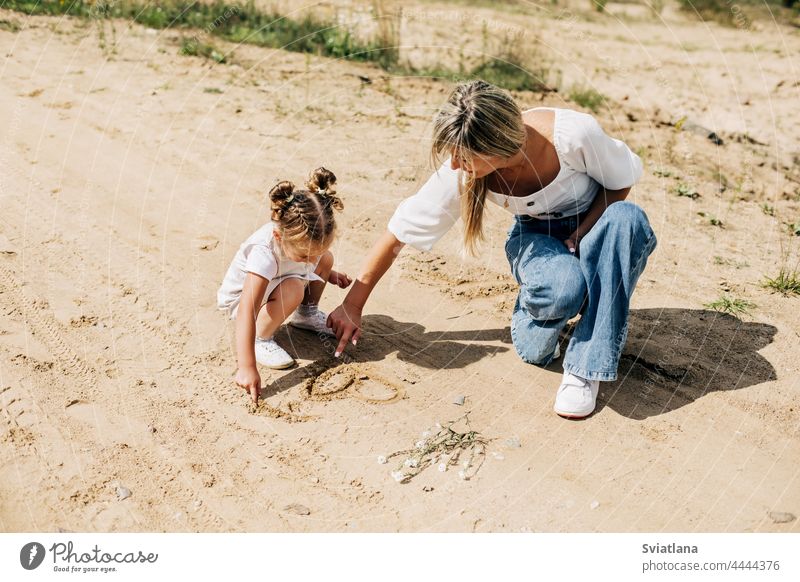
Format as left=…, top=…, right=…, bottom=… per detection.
left=254, top=338, right=295, bottom=369
left=289, top=304, right=335, bottom=337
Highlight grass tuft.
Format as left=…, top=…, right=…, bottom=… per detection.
left=704, top=294, right=756, bottom=316
left=762, top=268, right=800, bottom=296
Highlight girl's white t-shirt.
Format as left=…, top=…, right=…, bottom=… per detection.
left=216, top=222, right=322, bottom=314
left=388, top=107, right=643, bottom=251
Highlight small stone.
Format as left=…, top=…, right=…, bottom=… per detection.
left=453, top=395, right=465, bottom=406
left=283, top=503, right=311, bottom=516
left=309, top=476, right=319, bottom=484
left=504, top=437, right=521, bottom=449
left=193, top=500, right=202, bottom=509
left=422, top=486, right=434, bottom=492
left=768, top=511, right=796, bottom=524
left=116, top=486, right=131, bottom=501
left=590, top=500, right=600, bottom=510
left=358, top=374, right=369, bottom=380
left=491, top=452, right=505, bottom=461
left=148, top=425, right=157, bottom=434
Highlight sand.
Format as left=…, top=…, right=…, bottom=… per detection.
left=0, top=2, right=798, bottom=532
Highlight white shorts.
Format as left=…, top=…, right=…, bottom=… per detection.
left=221, top=272, right=323, bottom=320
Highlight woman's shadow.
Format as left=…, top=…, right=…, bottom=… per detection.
left=593, top=308, right=778, bottom=420
left=264, top=314, right=512, bottom=397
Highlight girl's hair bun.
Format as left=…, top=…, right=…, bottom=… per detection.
left=269, top=180, right=296, bottom=220
left=306, top=167, right=337, bottom=195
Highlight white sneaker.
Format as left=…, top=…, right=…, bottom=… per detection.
left=552, top=342, right=560, bottom=360
left=254, top=338, right=295, bottom=369
left=289, top=305, right=335, bottom=337
left=553, top=371, right=599, bottom=419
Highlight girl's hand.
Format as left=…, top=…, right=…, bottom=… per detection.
left=327, top=302, right=362, bottom=357
left=235, top=365, right=262, bottom=404
left=328, top=270, right=352, bottom=289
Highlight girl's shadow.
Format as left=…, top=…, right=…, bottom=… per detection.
left=592, top=308, right=778, bottom=419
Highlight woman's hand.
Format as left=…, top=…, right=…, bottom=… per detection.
left=235, top=365, right=262, bottom=404
left=328, top=270, right=352, bottom=289
left=327, top=302, right=363, bottom=357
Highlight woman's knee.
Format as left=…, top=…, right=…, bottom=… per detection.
left=517, top=257, right=586, bottom=321
left=606, top=201, right=654, bottom=233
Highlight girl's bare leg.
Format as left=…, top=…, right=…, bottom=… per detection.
left=255, top=278, right=305, bottom=339
left=303, top=251, right=333, bottom=306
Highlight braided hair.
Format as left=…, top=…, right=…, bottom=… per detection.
left=268, top=167, right=343, bottom=254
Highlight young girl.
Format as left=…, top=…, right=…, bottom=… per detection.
left=217, top=167, right=352, bottom=403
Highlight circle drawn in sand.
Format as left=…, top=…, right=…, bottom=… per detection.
left=303, top=363, right=405, bottom=405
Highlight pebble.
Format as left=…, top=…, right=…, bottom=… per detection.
left=590, top=500, right=600, bottom=510
left=453, top=395, right=465, bottom=406
left=193, top=500, right=203, bottom=509
left=116, top=486, right=131, bottom=501
left=422, top=486, right=434, bottom=493
left=283, top=503, right=311, bottom=516
left=491, top=452, right=505, bottom=460
left=768, top=511, right=796, bottom=524
left=504, top=437, right=522, bottom=449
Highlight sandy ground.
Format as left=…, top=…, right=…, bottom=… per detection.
left=1, top=2, right=799, bottom=532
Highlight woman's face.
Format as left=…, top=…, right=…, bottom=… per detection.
left=449, top=151, right=507, bottom=179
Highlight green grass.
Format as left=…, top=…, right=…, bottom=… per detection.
left=761, top=202, right=775, bottom=216
left=677, top=0, right=798, bottom=28
left=0, top=19, right=22, bottom=32
left=4, top=0, right=560, bottom=93
left=762, top=268, right=800, bottom=296
left=181, top=37, right=226, bottom=63
left=786, top=221, right=800, bottom=236
left=697, top=211, right=723, bottom=227
left=4, top=0, right=399, bottom=67
left=704, top=294, right=756, bottom=316
left=568, top=86, right=607, bottom=113
left=676, top=182, right=700, bottom=199
left=469, top=59, right=551, bottom=93
left=714, top=255, right=749, bottom=269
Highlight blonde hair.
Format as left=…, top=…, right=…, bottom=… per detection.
left=431, top=80, right=526, bottom=255
left=269, top=167, right=343, bottom=253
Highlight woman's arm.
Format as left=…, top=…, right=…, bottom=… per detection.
left=327, top=230, right=405, bottom=356
left=564, top=187, right=630, bottom=253
left=234, top=272, right=269, bottom=403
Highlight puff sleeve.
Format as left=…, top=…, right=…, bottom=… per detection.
left=387, top=163, right=463, bottom=252
left=559, top=111, right=643, bottom=190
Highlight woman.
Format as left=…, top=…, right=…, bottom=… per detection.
left=327, top=80, right=657, bottom=419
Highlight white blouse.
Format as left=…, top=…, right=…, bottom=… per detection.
left=388, top=107, right=643, bottom=251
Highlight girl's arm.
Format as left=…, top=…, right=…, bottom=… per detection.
left=564, top=187, right=630, bottom=253
left=234, top=272, right=269, bottom=403
left=327, top=230, right=405, bottom=356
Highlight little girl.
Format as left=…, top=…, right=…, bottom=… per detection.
left=217, top=167, right=352, bottom=403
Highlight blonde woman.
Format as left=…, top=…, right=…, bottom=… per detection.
left=328, top=80, right=657, bottom=419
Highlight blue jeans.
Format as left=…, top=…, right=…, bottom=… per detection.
left=504, top=201, right=657, bottom=381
